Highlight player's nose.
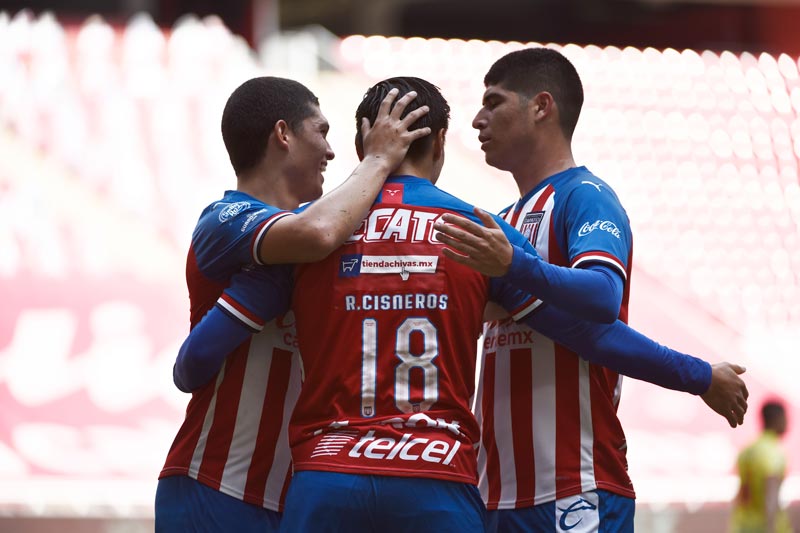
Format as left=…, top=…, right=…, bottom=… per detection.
left=472, top=110, right=487, bottom=130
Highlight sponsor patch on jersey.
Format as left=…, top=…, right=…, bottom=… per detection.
left=520, top=211, right=545, bottom=245
left=217, top=201, right=251, bottom=223
left=577, top=219, right=621, bottom=239
left=339, top=254, right=363, bottom=277
left=339, top=254, right=438, bottom=280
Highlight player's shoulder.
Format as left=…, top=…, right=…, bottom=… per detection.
left=409, top=182, right=478, bottom=218
left=553, top=167, right=625, bottom=210
left=555, top=167, right=614, bottom=193
left=194, top=191, right=285, bottom=237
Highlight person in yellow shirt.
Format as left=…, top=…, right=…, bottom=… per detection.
left=731, top=400, right=793, bottom=533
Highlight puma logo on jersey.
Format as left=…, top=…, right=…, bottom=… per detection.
left=581, top=180, right=603, bottom=192
left=385, top=189, right=401, bottom=196
left=347, top=207, right=444, bottom=244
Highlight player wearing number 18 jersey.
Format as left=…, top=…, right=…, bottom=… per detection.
left=280, top=77, right=730, bottom=533
left=156, top=77, right=431, bottom=532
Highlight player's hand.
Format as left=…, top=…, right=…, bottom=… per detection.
left=434, top=207, right=513, bottom=277
left=701, top=362, right=748, bottom=428
left=360, top=89, right=431, bottom=170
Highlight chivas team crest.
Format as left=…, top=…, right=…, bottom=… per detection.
left=520, top=211, right=545, bottom=245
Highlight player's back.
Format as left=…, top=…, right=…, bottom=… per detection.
left=290, top=175, right=534, bottom=485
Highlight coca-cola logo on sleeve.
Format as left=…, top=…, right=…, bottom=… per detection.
left=577, top=220, right=621, bottom=239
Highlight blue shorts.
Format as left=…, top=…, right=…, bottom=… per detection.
left=280, top=471, right=486, bottom=533
left=155, top=475, right=282, bottom=532
left=485, top=489, right=634, bottom=533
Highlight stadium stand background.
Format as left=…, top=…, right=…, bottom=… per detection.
left=0, top=1, right=798, bottom=531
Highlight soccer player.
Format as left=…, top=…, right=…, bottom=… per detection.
left=432, top=47, right=749, bottom=532
left=277, top=76, right=747, bottom=532
left=731, top=400, right=793, bottom=533
left=174, top=76, right=748, bottom=532
left=154, top=76, right=430, bottom=532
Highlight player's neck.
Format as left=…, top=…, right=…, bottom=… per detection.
left=392, top=159, right=435, bottom=183
left=513, top=144, right=575, bottom=197
left=236, top=166, right=301, bottom=210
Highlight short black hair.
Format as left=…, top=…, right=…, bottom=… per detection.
left=762, top=400, right=786, bottom=428
left=484, top=47, right=584, bottom=139
left=355, top=76, right=449, bottom=160
left=221, top=76, right=319, bottom=175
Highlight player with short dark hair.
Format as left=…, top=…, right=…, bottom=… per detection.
left=432, top=47, right=749, bottom=532
left=174, top=75, right=749, bottom=533
left=154, top=76, right=430, bottom=533
left=278, top=76, right=747, bottom=532
left=221, top=77, right=321, bottom=176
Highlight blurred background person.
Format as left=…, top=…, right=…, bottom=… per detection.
left=731, top=399, right=793, bottom=533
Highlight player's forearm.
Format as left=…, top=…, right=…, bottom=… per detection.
left=173, top=306, right=252, bottom=392
left=522, top=305, right=712, bottom=394
left=506, top=245, right=623, bottom=323
left=260, top=155, right=392, bottom=263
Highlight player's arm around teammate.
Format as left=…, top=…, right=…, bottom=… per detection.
left=436, top=207, right=749, bottom=428
left=243, top=87, right=431, bottom=264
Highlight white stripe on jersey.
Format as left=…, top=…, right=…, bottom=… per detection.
left=475, top=350, right=489, bottom=503
left=532, top=193, right=554, bottom=261
left=218, top=334, right=276, bottom=496
left=188, top=366, right=226, bottom=477
left=263, top=345, right=301, bottom=508
left=493, top=347, right=517, bottom=505
left=531, top=330, right=557, bottom=504
left=577, top=358, right=597, bottom=493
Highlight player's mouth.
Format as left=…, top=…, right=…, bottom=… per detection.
left=478, top=136, right=491, bottom=150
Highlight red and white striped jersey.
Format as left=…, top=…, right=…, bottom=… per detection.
left=159, top=313, right=302, bottom=512
left=475, top=167, right=635, bottom=509
left=288, top=177, right=539, bottom=485
left=159, top=191, right=302, bottom=512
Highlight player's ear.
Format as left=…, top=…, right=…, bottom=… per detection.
left=433, top=129, right=446, bottom=161
left=273, top=120, right=291, bottom=150
left=531, top=92, right=554, bottom=121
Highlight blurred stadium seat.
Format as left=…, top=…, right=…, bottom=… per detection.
left=0, top=11, right=797, bottom=531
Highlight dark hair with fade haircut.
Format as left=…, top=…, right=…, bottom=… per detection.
left=484, top=47, right=584, bottom=140
left=221, top=76, right=320, bottom=175
left=355, top=76, right=449, bottom=160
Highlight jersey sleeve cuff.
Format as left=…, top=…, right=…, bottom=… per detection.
left=571, top=251, right=627, bottom=280
left=216, top=293, right=266, bottom=333
left=509, top=297, right=544, bottom=321
left=251, top=211, right=294, bottom=265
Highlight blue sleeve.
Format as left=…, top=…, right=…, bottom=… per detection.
left=173, top=307, right=253, bottom=393
left=558, top=179, right=631, bottom=277
left=518, top=304, right=712, bottom=395
left=173, top=266, right=292, bottom=392
left=491, top=215, right=623, bottom=323
left=504, top=245, right=623, bottom=323
left=192, top=199, right=292, bottom=280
